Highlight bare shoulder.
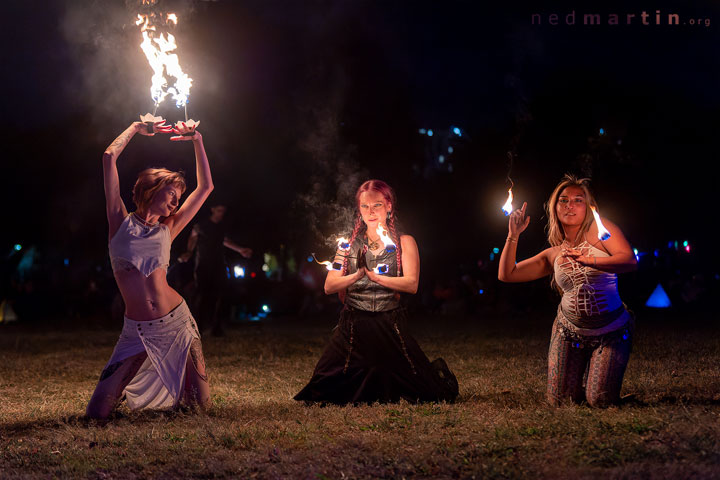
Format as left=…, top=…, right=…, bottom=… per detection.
left=544, top=245, right=562, bottom=266
left=400, top=234, right=418, bottom=249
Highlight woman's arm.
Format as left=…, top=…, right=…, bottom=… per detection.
left=364, top=235, right=420, bottom=294
left=324, top=250, right=365, bottom=294
left=164, top=129, right=214, bottom=239
left=562, top=218, right=637, bottom=273
left=103, top=121, right=171, bottom=238
left=498, top=202, right=554, bottom=282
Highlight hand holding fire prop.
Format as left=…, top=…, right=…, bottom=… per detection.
left=139, top=114, right=173, bottom=135
left=170, top=120, right=201, bottom=141
left=508, top=201, right=530, bottom=239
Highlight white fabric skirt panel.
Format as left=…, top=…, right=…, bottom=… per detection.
left=104, top=300, right=200, bottom=410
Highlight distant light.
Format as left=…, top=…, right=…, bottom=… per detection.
left=438, top=155, right=445, bottom=164
left=261, top=263, right=270, bottom=272
left=418, top=128, right=427, bottom=134
left=674, top=241, right=678, bottom=250
left=646, top=283, right=671, bottom=308
left=250, top=272, right=257, bottom=278
left=599, top=128, right=605, bottom=135
left=489, top=253, right=495, bottom=261
left=716, top=274, right=720, bottom=280
left=226, top=266, right=231, bottom=279
left=492, top=247, right=500, bottom=254
left=654, top=250, right=660, bottom=257
left=261, top=304, right=270, bottom=313
left=685, top=245, right=691, bottom=253
left=13, top=244, right=21, bottom=251
left=427, top=129, right=433, bottom=137
left=683, top=240, right=688, bottom=247
left=233, top=265, right=245, bottom=278
left=307, top=256, right=313, bottom=262
left=63, top=258, right=69, bottom=266
left=478, top=289, right=484, bottom=295
left=452, top=127, right=461, bottom=136
left=448, top=146, right=454, bottom=153
left=633, top=248, right=638, bottom=255
left=667, top=241, right=673, bottom=249
left=448, top=164, right=453, bottom=173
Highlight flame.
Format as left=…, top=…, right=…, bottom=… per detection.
left=136, top=12, right=192, bottom=108
left=501, top=188, right=513, bottom=216
left=311, top=254, right=342, bottom=271
left=337, top=237, right=351, bottom=251
left=373, top=263, right=389, bottom=275
left=590, top=206, right=611, bottom=241
left=376, top=225, right=396, bottom=252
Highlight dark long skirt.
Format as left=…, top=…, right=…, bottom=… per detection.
left=294, top=307, right=458, bottom=404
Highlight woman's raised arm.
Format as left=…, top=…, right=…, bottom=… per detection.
left=164, top=126, right=214, bottom=239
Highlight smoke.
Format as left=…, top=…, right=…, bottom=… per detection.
left=295, top=98, right=368, bottom=249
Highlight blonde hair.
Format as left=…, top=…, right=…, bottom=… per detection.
left=132, top=168, right=186, bottom=213
left=545, top=174, right=600, bottom=247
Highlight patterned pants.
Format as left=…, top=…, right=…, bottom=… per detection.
left=547, top=315, right=633, bottom=407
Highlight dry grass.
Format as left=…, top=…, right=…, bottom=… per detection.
left=1, top=311, right=720, bottom=479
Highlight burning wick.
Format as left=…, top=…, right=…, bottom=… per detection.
left=590, top=206, right=611, bottom=241
left=373, top=263, right=389, bottom=275
left=311, top=253, right=342, bottom=271
left=337, top=237, right=351, bottom=251
left=376, top=225, right=396, bottom=252
left=501, top=187, right=514, bottom=216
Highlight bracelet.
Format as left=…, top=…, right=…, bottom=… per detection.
left=506, top=236, right=518, bottom=243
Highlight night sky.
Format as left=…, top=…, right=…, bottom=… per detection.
left=3, top=0, right=720, bottom=280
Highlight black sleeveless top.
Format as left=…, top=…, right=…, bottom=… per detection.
left=345, top=236, right=401, bottom=312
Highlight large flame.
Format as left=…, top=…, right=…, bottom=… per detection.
left=501, top=188, right=513, bottom=216
left=590, top=206, right=611, bottom=241
left=376, top=225, right=397, bottom=252
left=136, top=12, right=192, bottom=108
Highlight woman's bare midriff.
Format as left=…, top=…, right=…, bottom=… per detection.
left=114, top=266, right=184, bottom=321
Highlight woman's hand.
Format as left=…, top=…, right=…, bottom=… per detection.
left=136, top=120, right=173, bottom=137
left=508, top=202, right=530, bottom=239
left=364, top=266, right=378, bottom=283
left=561, top=247, right=595, bottom=267
left=170, top=121, right=201, bottom=141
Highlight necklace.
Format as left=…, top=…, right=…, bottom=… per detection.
left=367, top=236, right=381, bottom=250
left=132, top=212, right=159, bottom=228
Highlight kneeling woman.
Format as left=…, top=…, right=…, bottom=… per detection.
left=498, top=175, right=637, bottom=407
left=86, top=120, right=213, bottom=419
left=295, top=180, right=458, bottom=404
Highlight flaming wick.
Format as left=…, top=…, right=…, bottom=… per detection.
left=311, top=253, right=342, bottom=271
left=376, top=225, right=396, bottom=252
left=590, top=206, right=611, bottom=241
left=501, top=187, right=514, bottom=216
left=373, top=263, right=389, bottom=275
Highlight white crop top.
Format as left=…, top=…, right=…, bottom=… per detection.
left=109, top=213, right=171, bottom=277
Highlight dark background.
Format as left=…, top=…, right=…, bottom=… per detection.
left=2, top=0, right=718, bottom=321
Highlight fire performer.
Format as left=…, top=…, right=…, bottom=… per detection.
left=295, top=180, right=458, bottom=404
left=498, top=175, right=637, bottom=407
left=86, top=120, right=213, bottom=419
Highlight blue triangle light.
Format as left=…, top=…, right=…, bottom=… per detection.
left=645, top=283, right=671, bottom=308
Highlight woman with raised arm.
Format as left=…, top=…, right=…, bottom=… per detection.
left=295, top=180, right=458, bottom=404
left=86, top=120, right=214, bottom=420
left=498, top=174, right=637, bottom=407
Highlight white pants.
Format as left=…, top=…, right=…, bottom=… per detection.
left=104, top=301, right=200, bottom=410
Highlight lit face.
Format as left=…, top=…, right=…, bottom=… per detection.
left=556, top=186, right=587, bottom=227
left=150, top=184, right=183, bottom=216
left=358, top=190, right=392, bottom=231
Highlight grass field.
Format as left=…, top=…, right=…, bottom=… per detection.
left=1, top=308, right=719, bottom=479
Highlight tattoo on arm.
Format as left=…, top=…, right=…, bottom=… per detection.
left=108, top=131, right=132, bottom=151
